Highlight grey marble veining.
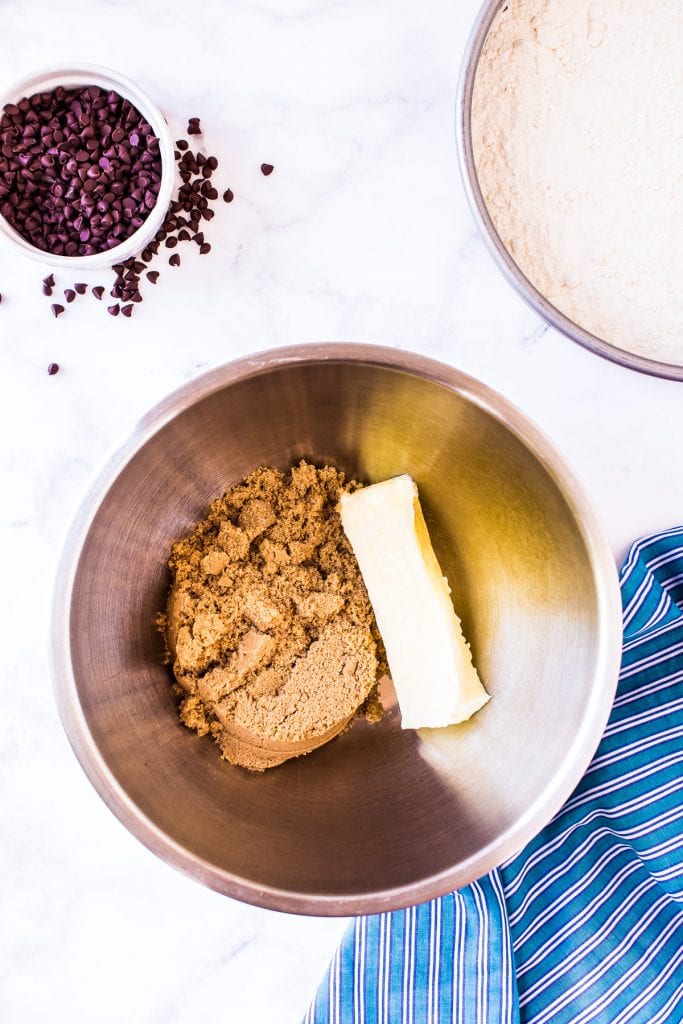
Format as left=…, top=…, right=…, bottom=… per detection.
left=1, top=0, right=683, bottom=1021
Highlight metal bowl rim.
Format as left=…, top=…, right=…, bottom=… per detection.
left=456, top=0, right=683, bottom=383
left=50, top=342, right=623, bottom=915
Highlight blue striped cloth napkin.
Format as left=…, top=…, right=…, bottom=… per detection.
left=304, top=527, right=683, bottom=1024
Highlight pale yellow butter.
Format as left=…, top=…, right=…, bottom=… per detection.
left=340, top=475, right=489, bottom=730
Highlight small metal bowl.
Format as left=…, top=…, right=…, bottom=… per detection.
left=51, top=344, right=622, bottom=915
left=0, top=64, right=174, bottom=271
left=457, top=1, right=683, bottom=382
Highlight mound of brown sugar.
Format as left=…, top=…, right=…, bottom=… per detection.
left=160, top=462, right=384, bottom=771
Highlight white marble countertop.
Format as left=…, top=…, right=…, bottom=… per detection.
left=2, top=0, right=682, bottom=1021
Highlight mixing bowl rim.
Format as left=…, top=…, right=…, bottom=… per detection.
left=456, top=0, right=683, bottom=383
left=51, top=342, right=623, bottom=915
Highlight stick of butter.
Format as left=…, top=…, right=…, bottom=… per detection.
left=340, top=475, right=490, bottom=729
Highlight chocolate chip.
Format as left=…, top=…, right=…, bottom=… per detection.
left=177, top=229, right=190, bottom=241
left=107, top=303, right=120, bottom=316
left=169, top=253, right=180, bottom=266
left=121, top=303, right=133, bottom=317
left=51, top=303, right=64, bottom=318
left=176, top=139, right=189, bottom=151
left=260, top=163, right=274, bottom=176
left=64, top=288, right=75, bottom=303
left=42, top=283, right=52, bottom=296
left=193, top=231, right=204, bottom=244
left=43, top=273, right=55, bottom=287
left=146, top=270, right=159, bottom=284
left=74, top=282, right=87, bottom=294
left=92, top=285, right=105, bottom=300
left=199, top=242, right=211, bottom=254
left=47, top=361, right=59, bottom=375
left=207, top=156, right=218, bottom=170
left=165, top=235, right=178, bottom=248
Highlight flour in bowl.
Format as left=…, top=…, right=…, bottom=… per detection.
left=472, top=0, right=683, bottom=364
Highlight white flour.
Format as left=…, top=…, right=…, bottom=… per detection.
left=472, top=0, right=683, bottom=364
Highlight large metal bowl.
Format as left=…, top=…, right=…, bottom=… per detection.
left=51, top=344, right=622, bottom=915
left=457, top=1, right=683, bottom=382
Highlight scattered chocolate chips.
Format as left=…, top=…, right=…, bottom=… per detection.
left=0, top=86, right=162, bottom=257
left=146, top=270, right=159, bottom=284
left=121, top=303, right=133, bottom=317
left=169, top=253, right=180, bottom=267
left=74, top=282, right=87, bottom=294
left=187, top=117, right=201, bottom=136
left=176, top=138, right=188, bottom=151
left=107, top=303, right=120, bottom=316
left=64, top=288, right=76, bottom=303
left=92, top=285, right=105, bottom=300
left=222, top=188, right=234, bottom=203
left=47, top=362, right=59, bottom=375
left=51, top=303, right=64, bottom=318
left=260, top=163, right=274, bottom=176
left=199, top=242, right=211, bottom=254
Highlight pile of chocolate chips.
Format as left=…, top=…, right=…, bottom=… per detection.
left=0, top=86, right=162, bottom=256
left=42, top=117, right=247, bottom=319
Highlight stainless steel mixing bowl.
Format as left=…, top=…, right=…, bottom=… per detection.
left=52, top=344, right=622, bottom=915
left=457, top=0, right=683, bottom=382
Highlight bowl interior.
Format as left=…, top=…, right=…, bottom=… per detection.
left=60, top=356, right=618, bottom=911
left=0, top=64, right=174, bottom=269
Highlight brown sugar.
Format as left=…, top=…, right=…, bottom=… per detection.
left=160, top=462, right=385, bottom=770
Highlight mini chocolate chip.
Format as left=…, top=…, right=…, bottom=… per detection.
left=74, top=282, right=87, bottom=294
left=107, top=303, right=120, bottom=316
left=201, top=208, right=214, bottom=220
left=92, top=285, right=105, bottom=300
left=176, top=139, right=189, bottom=151
left=165, top=235, right=177, bottom=248
left=47, top=362, right=59, bottom=375
left=121, top=303, right=133, bottom=317
left=146, top=270, right=159, bottom=284
left=64, top=289, right=76, bottom=303
left=199, top=242, right=211, bottom=254
left=51, top=303, right=64, bottom=318
left=178, top=229, right=190, bottom=241
left=42, top=284, right=52, bottom=296
left=260, top=163, right=274, bottom=175
left=193, top=231, right=204, bottom=244
left=169, top=253, right=180, bottom=267
left=207, top=156, right=218, bottom=170
left=43, top=273, right=55, bottom=287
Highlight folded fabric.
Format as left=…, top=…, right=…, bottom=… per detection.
left=304, top=528, right=683, bottom=1024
